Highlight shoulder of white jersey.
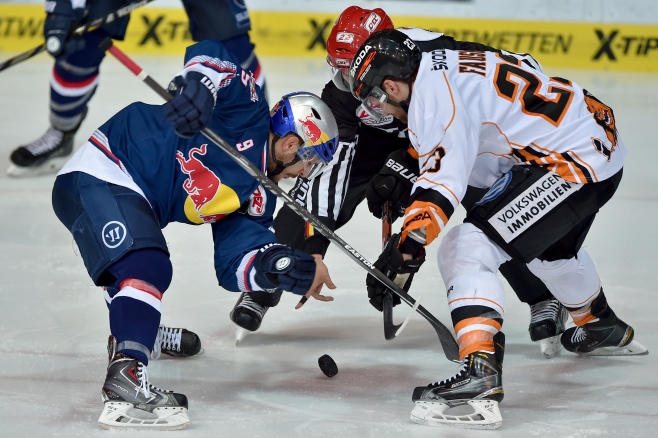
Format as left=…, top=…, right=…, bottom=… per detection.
left=499, top=49, right=544, bottom=73
left=396, top=27, right=444, bottom=41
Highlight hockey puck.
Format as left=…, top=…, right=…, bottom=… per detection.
left=318, top=354, right=338, bottom=378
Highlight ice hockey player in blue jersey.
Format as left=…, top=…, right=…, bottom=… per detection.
left=8, top=0, right=268, bottom=178
left=51, top=40, right=339, bottom=430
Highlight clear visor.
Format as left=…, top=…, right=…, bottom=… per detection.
left=296, top=143, right=331, bottom=181
left=359, top=86, right=389, bottom=123
left=327, top=57, right=352, bottom=92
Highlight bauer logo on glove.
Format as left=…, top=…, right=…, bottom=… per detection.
left=366, top=149, right=419, bottom=221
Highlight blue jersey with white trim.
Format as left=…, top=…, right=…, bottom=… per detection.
left=92, top=40, right=270, bottom=227
left=77, top=40, right=279, bottom=292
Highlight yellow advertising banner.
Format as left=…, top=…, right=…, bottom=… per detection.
left=0, top=5, right=656, bottom=72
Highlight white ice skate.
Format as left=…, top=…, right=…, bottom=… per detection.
left=411, top=332, right=506, bottom=430
left=98, top=401, right=190, bottom=430
left=410, top=398, right=502, bottom=430
left=98, top=336, right=190, bottom=430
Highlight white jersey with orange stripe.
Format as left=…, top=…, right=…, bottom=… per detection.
left=402, top=48, right=626, bottom=248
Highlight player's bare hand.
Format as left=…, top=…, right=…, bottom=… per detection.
left=295, top=255, right=336, bottom=309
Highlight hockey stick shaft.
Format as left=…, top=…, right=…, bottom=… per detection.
left=0, top=0, right=155, bottom=73
left=381, top=202, right=417, bottom=340
left=381, top=202, right=401, bottom=340
left=102, top=41, right=460, bottom=363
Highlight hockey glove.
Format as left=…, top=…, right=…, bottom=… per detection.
left=253, top=244, right=317, bottom=295
left=366, top=149, right=419, bottom=221
left=163, top=72, right=217, bottom=138
left=44, top=1, right=86, bottom=60
left=366, top=233, right=425, bottom=312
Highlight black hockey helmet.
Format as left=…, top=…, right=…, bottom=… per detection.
left=349, top=29, right=422, bottom=121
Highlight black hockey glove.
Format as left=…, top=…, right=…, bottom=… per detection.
left=366, top=149, right=419, bottom=221
left=366, top=233, right=425, bottom=312
left=44, top=1, right=86, bottom=60
left=254, top=244, right=317, bottom=295
left=163, top=71, right=217, bottom=138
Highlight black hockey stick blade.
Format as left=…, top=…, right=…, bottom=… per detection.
left=381, top=202, right=403, bottom=340
left=0, top=0, right=154, bottom=73
left=382, top=292, right=401, bottom=340
left=103, top=42, right=461, bottom=363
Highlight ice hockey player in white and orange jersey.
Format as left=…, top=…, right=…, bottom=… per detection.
left=350, top=29, right=647, bottom=430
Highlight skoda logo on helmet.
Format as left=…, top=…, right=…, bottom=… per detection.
left=350, top=44, right=372, bottom=77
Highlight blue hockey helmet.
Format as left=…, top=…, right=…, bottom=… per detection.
left=270, top=92, right=339, bottom=180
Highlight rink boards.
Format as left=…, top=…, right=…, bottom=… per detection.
left=0, top=4, right=656, bottom=72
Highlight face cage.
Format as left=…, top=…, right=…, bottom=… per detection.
left=327, top=58, right=352, bottom=92
left=296, top=141, right=333, bottom=181
left=358, top=85, right=389, bottom=122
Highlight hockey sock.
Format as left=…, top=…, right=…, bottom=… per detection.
left=108, top=279, right=162, bottom=365
left=49, top=30, right=111, bottom=130
left=565, top=289, right=601, bottom=326
left=446, top=272, right=505, bottom=359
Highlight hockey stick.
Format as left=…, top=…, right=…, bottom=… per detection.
left=100, top=39, right=460, bottom=363
left=0, top=0, right=155, bottom=73
left=381, top=202, right=422, bottom=340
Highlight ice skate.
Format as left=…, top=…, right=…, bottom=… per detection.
left=410, top=332, right=505, bottom=430
left=151, top=324, right=204, bottom=359
left=98, top=336, right=190, bottom=430
left=529, top=298, right=568, bottom=359
left=561, top=292, right=648, bottom=356
left=230, top=290, right=282, bottom=344
left=7, top=108, right=87, bottom=178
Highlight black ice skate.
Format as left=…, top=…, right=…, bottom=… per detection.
left=529, top=298, right=569, bottom=359
left=151, top=324, right=204, bottom=359
left=98, top=336, right=190, bottom=430
left=230, top=290, right=282, bottom=344
left=561, top=292, right=648, bottom=356
left=7, top=108, right=87, bottom=178
left=410, top=332, right=505, bottom=430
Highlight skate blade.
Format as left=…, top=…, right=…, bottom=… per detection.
left=537, top=334, right=562, bottom=359
left=98, top=402, right=190, bottom=430
left=7, top=156, right=69, bottom=178
left=579, top=339, right=649, bottom=356
left=235, top=327, right=249, bottom=346
left=410, top=399, right=502, bottom=430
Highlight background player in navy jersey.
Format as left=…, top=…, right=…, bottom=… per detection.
left=231, top=6, right=567, bottom=360
left=51, top=40, right=338, bottom=429
left=7, top=0, right=267, bottom=178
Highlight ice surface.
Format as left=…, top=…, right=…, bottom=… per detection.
left=0, top=52, right=656, bottom=437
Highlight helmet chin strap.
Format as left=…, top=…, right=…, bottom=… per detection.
left=269, top=134, right=301, bottom=177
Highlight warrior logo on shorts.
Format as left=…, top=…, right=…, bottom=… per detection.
left=584, top=89, right=618, bottom=147
left=102, top=221, right=127, bottom=249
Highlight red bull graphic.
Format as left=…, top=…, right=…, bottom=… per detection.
left=175, top=144, right=220, bottom=211
left=176, top=144, right=242, bottom=225
left=299, top=115, right=330, bottom=146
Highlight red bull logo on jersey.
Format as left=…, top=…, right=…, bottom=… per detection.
left=176, top=144, right=220, bottom=211
left=299, top=115, right=330, bottom=146
left=176, top=143, right=241, bottom=224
